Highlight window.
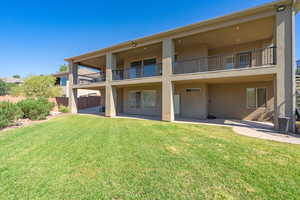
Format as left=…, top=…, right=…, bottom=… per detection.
left=238, top=52, right=252, bottom=68
left=130, top=58, right=157, bottom=78
left=246, top=88, right=256, bottom=108
left=130, top=61, right=142, bottom=78
left=60, top=76, right=67, bottom=86
left=225, top=56, right=234, bottom=69
left=246, top=88, right=267, bottom=108
left=257, top=88, right=267, bottom=107
left=142, top=90, right=156, bottom=108
left=128, top=91, right=141, bottom=108
left=143, top=59, right=156, bottom=77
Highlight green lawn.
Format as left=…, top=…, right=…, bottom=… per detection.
left=0, top=115, right=300, bottom=200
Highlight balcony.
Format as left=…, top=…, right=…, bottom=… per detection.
left=112, top=63, right=162, bottom=80
left=77, top=72, right=106, bottom=85
left=173, top=47, right=276, bottom=75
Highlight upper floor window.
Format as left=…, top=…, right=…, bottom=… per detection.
left=60, top=76, right=67, bottom=86
left=130, top=58, right=157, bottom=78
left=225, top=56, right=234, bottom=69
left=130, top=61, right=142, bottom=78
left=143, top=59, right=157, bottom=77
left=246, top=88, right=267, bottom=108
left=238, top=52, right=252, bottom=68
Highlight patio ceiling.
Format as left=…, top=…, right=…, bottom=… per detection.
left=175, top=16, right=274, bottom=49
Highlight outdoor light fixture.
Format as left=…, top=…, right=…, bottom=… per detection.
left=130, top=41, right=137, bottom=48
left=277, top=5, right=286, bottom=12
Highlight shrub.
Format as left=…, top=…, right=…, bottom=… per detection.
left=15, top=75, right=62, bottom=98
left=0, top=101, right=23, bottom=128
left=58, top=105, right=69, bottom=113
left=0, top=80, right=8, bottom=96
left=17, top=98, right=55, bottom=120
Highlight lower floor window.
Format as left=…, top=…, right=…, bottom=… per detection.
left=128, top=90, right=156, bottom=108
left=246, top=88, right=267, bottom=108
left=143, top=90, right=156, bottom=108
left=129, top=91, right=141, bottom=108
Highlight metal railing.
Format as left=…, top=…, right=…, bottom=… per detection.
left=173, top=47, right=276, bottom=74
left=112, top=63, right=162, bottom=80
left=77, top=72, right=106, bottom=84
left=296, top=60, right=300, bottom=75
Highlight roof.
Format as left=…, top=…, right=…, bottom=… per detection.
left=52, top=68, right=97, bottom=78
left=0, top=77, right=24, bottom=84
left=65, top=0, right=300, bottom=62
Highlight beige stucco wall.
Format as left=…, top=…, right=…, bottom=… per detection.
left=174, top=83, right=208, bottom=119
left=208, top=39, right=273, bottom=55
left=122, top=85, right=162, bottom=116
left=176, top=44, right=208, bottom=61
left=208, top=81, right=274, bottom=121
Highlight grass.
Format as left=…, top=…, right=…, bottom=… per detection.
left=0, top=115, right=300, bottom=200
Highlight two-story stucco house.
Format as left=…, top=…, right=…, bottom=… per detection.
left=65, top=0, right=300, bottom=132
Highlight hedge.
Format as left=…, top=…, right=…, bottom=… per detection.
left=17, top=98, right=55, bottom=120
left=0, top=101, right=23, bottom=129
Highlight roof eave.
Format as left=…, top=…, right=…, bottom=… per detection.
left=64, top=0, right=292, bottom=62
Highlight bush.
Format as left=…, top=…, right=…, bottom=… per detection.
left=58, top=105, right=69, bottom=113
left=22, top=75, right=62, bottom=98
left=17, top=98, right=55, bottom=120
left=0, top=80, right=8, bottom=96
left=0, top=101, right=23, bottom=128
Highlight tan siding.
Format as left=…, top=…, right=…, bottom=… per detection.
left=174, top=83, right=208, bottom=119
left=208, top=81, right=274, bottom=121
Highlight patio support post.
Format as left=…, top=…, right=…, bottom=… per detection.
left=162, top=38, right=175, bottom=121
left=275, top=5, right=296, bottom=132
left=105, top=52, right=117, bottom=117
left=68, top=61, right=78, bottom=114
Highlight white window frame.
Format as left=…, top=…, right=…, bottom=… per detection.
left=246, top=87, right=267, bottom=109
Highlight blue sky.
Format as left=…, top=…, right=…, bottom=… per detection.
left=0, top=0, right=299, bottom=77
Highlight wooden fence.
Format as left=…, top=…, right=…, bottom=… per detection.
left=0, top=95, right=102, bottom=111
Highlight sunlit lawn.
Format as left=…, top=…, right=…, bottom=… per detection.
left=0, top=115, right=299, bottom=199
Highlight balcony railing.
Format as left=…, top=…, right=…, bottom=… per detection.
left=173, top=47, right=276, bottom=74
left=112, top=63, right=162, bottom=80
left=77, top=72, right=106, bottom=84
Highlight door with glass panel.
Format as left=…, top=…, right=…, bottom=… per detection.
left=143, top=58, right=157, bottom=77
left=130, top=61, right=142, bottom=78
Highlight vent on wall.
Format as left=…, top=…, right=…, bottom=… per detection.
left=186, top=88, right=201, bottom=92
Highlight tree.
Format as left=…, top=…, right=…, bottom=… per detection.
left=15, top=75, right=62, bottom=98
left=0, top=80, right=7, bottom=96
left=59, top=64, right=68, bottom=72
left=12, top=75, right=21, bottom=78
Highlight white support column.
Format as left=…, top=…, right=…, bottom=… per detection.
left=105, top=52, right=117, bottom=117
left=275, top=5, right=296, bottom=132
left=162, top=38, right=175, bottom=121
left=68, top=61, right=78, bottom=114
